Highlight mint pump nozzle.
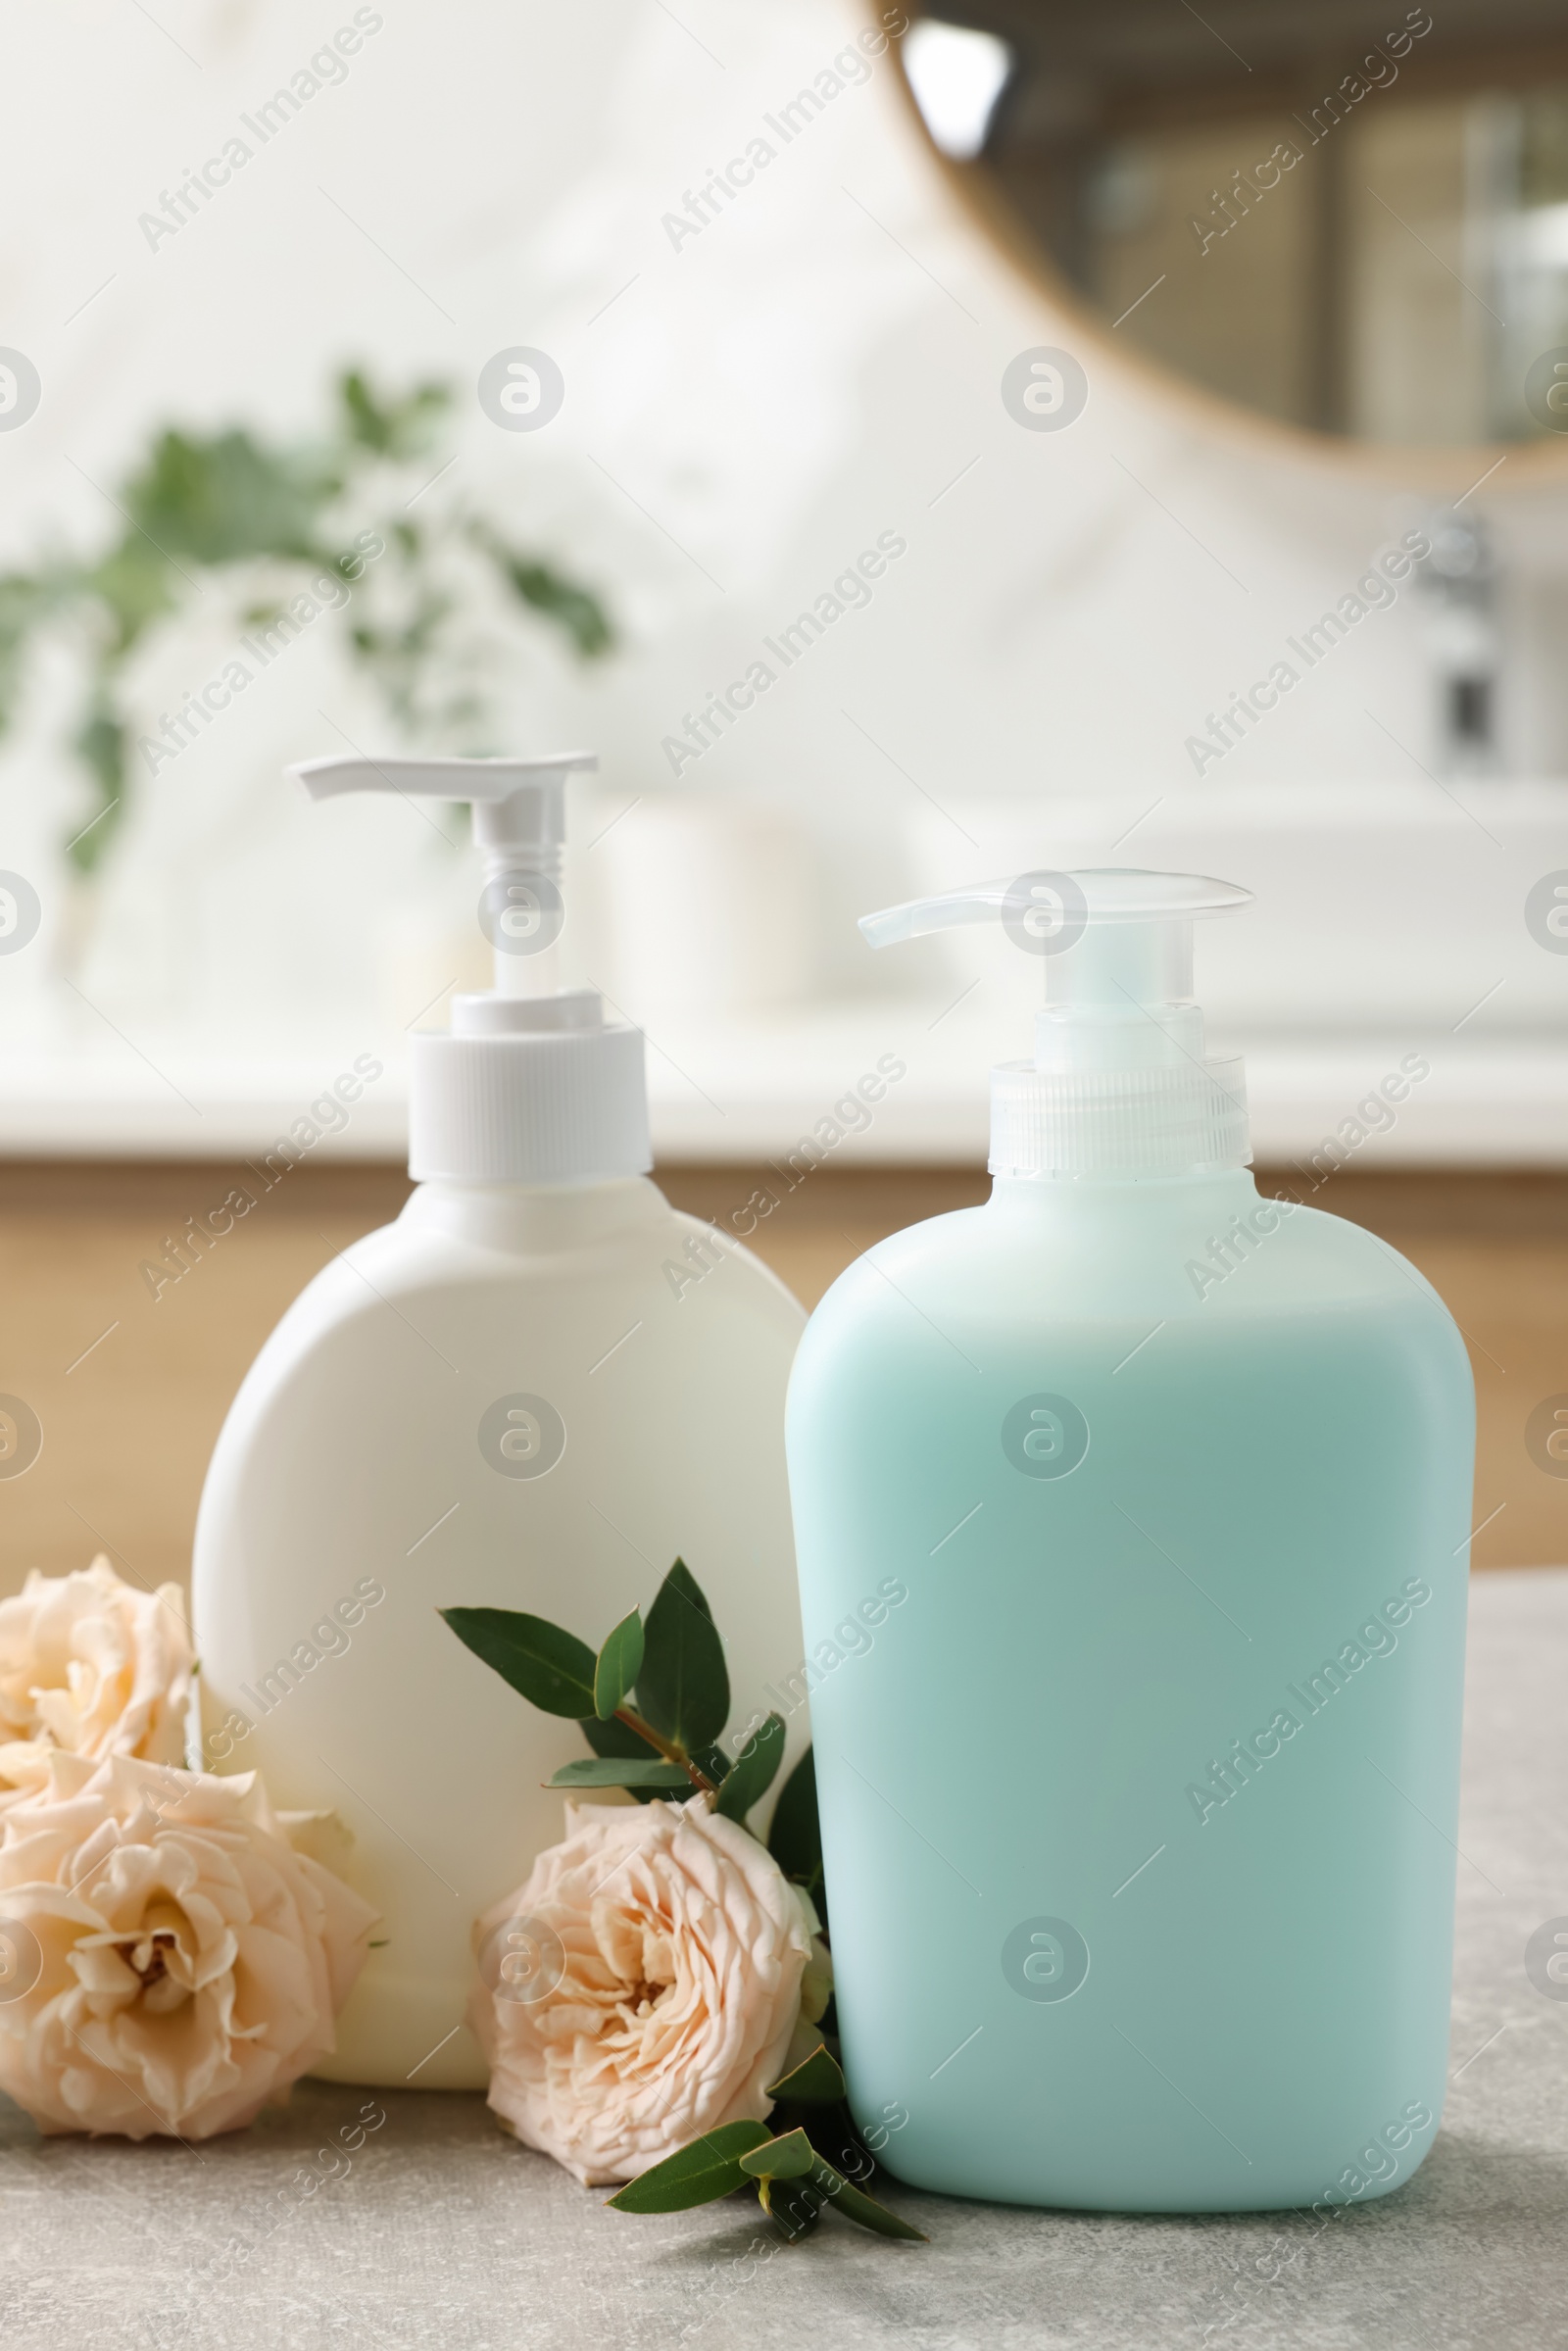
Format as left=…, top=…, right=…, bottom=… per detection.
left=860, top=867, right=1255, bottom=1179
left=290, top=751, right=651, bottom=1185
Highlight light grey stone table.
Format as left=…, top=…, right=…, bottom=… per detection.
left=5, top=1570, right=1566, bottom=2351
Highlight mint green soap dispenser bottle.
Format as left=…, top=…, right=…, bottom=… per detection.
left=786, top=870, right=1474, bottom=2213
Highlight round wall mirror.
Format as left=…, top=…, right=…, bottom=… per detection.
left=898, top=0, right=1568, bottom=447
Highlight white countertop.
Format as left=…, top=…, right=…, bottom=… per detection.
left=0, top=1005, right=1561, bottom=1166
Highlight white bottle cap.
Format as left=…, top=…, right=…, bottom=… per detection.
left=861, top=868, right=1254, bottom=1180
left=291, top=753, right=652, bottom=1185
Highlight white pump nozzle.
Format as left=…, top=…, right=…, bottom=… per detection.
left=292, top=752, right=596, bottom=1001
left=291, top=749, right=651, bottom=1186
left=861, top=866, right=1254, bottom=1180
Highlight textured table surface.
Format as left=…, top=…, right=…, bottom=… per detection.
left=5, top=1569, right=1566, bottom=2351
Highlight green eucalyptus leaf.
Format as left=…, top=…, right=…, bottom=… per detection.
left=607, top=2121, right=771, bottom=2213
left=471, top=522, right=613, bottom=659
left=122, top=426, right=332, bottom=566
left=440, top=1607, right=596, bottom=1717
left=338, top=368, right=449, bottom=459
left=810, top=2158, right=927, bottom=2242
left=767, top=1745, right=825, bottom=1921
left=84, top=538, right=177, bottom=652
left=580, top=1712, right=666, bottom=1804
left=69, top=697, right=125, bottom=873
left=689, top=1739, right=731, bottom=1788
left=547, top=1757, right=689, bottom=1791
left=739, top=2128, right=815, bottom=2181
left=580, top=1713, right=662, bottom=1756
left=713, top=1711, right=785, bottom=1824
left=636, top=1559, right=729, bottom=1751
left=763, top=2042, right=846, bottom=2107
left=499, top=555, right=613, bottom=658
left=594, top=1609, right=644, bottom=1721
left=761, top=2175, right=823, bottom=2239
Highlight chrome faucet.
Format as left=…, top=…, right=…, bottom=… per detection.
left=1415, top=510, right=1499, bottom=779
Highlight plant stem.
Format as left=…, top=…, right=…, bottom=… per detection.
left=613, top=1707, right=719, bottom=1796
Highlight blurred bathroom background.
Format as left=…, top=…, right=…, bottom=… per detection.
left=0, top=0, right=1565, bottom=1580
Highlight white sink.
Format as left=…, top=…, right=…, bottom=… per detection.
left=905, top=782, right=1568, bottom=1037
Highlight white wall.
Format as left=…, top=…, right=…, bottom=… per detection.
left=0, top=0, right=1561, bottom=1143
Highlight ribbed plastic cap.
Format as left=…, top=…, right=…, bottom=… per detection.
left=409, top=992, right=652, bottom=1185
left=409, top=1030, right=651, bottom=1184
left=989, top=1054, right=1250, bottom=1180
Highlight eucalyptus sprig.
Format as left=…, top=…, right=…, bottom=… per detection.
left=440, top=1557, right=804, bottom=1840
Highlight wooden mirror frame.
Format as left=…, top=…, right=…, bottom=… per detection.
left=887, top=4, right=1568, bottom=490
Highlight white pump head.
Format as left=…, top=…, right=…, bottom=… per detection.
left=291, top=752, right=652, bottom=1186
left=861, top=867, right=1254, bottom=1179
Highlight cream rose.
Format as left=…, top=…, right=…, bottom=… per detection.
left=0, top=1751, right=377, bottom=2139
left=0, top=1557, right=194, bottom=1799
left=470, top=1797, right=830, bottom=2186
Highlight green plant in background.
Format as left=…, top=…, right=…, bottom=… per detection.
left=0, top=369, right=613, bottom=873
left=442, top=1561, right=925, bottom=2248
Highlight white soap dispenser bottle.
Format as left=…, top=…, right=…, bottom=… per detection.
left=192, top=753, right=807, bottom=2089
